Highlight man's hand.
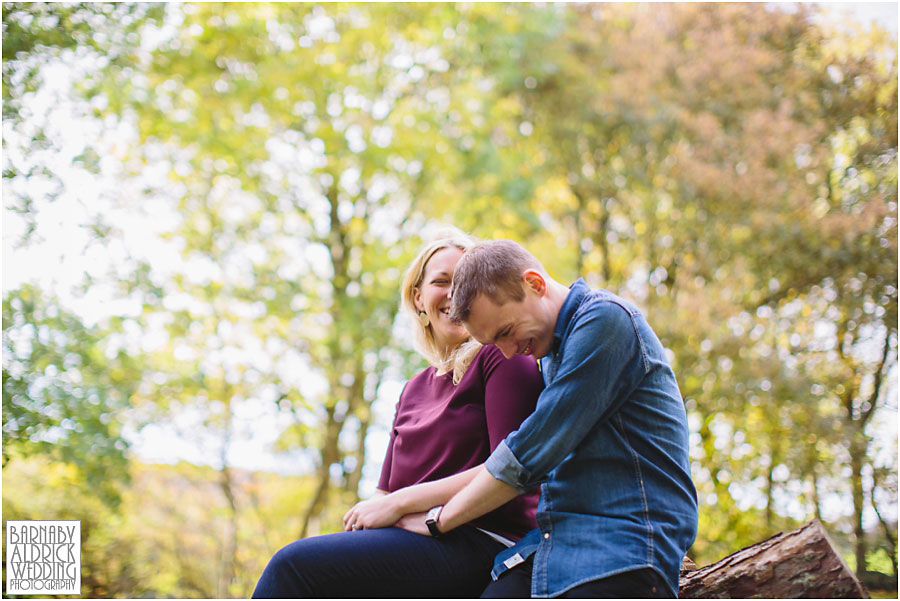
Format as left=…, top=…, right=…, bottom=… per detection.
left=342, top=495, right=402, bottom=531
left=395, top=511, right=430, bottom=536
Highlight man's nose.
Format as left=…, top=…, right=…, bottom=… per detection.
left=496, top=340, right=516, bottom=359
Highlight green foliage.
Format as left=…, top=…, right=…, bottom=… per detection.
left=2, top=285, right=142, bottom=504
left=2, top=455, right=134, bottom=598
left=2, top=2, right=163, bottom=116
left=2, top=456, right=323, bottom=598
left=867, top=546, right=897, bottom=577
left=2, top=1, right=897, bottom=594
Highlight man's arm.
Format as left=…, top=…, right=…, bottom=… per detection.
left=487, top=305, right=646, bottom=491
left=436, top=466, right=520, bottom=531
left=344, top=466, right=483, bottom=531
left=396, top=465, right=519, bottom=535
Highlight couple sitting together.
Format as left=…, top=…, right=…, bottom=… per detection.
left=253, top=229, right=698, bottom=599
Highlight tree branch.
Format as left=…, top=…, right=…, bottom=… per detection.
left=861, top=326, right=896, bottom=427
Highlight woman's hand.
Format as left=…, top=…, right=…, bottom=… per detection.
left=342, top=495, right=404, bottom=532
left=395, top=511, right=430, bottom=536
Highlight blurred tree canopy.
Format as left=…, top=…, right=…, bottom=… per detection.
left=2, top=2, right=897, bottom=596
left=2, top=285, right=143, bottom=504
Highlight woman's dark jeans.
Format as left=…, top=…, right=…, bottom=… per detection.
left=252, top=526, right=504, bottom=598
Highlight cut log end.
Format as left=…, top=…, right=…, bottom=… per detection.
left=679, top=520, right=870, bottom=599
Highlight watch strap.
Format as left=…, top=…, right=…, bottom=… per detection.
left=425, top=505, right=444, bottom=538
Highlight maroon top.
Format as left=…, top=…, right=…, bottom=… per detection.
left=378, top=345, right=542, bottom=541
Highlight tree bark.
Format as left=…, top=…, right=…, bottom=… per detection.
left=680, top=520, right=869, bottom=598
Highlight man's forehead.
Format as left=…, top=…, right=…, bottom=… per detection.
left=469, top=292, right=504, bottom=316
left=465, top=294, right=508, bottom=338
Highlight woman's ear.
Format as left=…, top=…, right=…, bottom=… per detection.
left=522, top=270, right=546, bottom=296
left=413, top=287, right=425, bottom=312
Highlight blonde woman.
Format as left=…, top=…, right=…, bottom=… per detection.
left=253, top=230, right=541, bottom=598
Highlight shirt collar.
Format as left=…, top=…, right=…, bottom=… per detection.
left=551, top=278, right=589, bottom=353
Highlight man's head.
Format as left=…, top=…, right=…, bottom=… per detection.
left=449, top=240, right=560, bottom=359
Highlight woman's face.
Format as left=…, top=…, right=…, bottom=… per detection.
left=414, top=246, right=469, bottom=351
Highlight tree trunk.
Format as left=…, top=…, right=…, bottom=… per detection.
left=218, top=463, right=238, bottom=597
left=850, top=429, right=868, bottom=578
left=680, top=520, right=869, bottom=598
left=299, top=403, right=342, bottom=539
left=811, top=471, right=824, bottom=524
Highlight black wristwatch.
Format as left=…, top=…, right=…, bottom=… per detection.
left=425, top=505, right=444, bottom=538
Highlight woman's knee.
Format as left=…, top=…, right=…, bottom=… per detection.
left=253, top=541, right=316, bottom=598
left=266, top=544, right=297, bottom=578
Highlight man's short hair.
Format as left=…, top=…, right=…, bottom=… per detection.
left=449, top=240, right=543, bottom=323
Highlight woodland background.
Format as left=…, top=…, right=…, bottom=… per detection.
left=1, top=2, right=897, bottom=597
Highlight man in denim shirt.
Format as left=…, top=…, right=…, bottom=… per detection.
left=401, top=240, right=698, bottom=598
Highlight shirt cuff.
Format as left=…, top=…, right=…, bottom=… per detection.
left=485, top=440, right=531, bottom=494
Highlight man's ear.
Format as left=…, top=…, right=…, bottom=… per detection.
left=522, top=270, right=546, bottom=296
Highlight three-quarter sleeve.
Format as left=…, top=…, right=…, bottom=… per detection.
left=479, top=346, right=543, bottom=451
left=377, top=392, right=404, bottom=491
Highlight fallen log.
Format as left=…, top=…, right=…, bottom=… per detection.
left=679, top=520, right=869, bottom=598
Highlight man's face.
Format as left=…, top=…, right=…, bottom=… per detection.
left=463, top=278, right=555, bottom=360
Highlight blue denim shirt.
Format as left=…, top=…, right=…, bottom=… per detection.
left=485, top=279, right=698, bottom=597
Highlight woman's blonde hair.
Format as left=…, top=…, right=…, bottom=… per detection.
left=401, top=227, right=481, bottom=384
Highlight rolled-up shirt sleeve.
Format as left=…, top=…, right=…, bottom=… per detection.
left=485, top=439, right=531, bottom=493
left=485, top=302, right=649, bottom=493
